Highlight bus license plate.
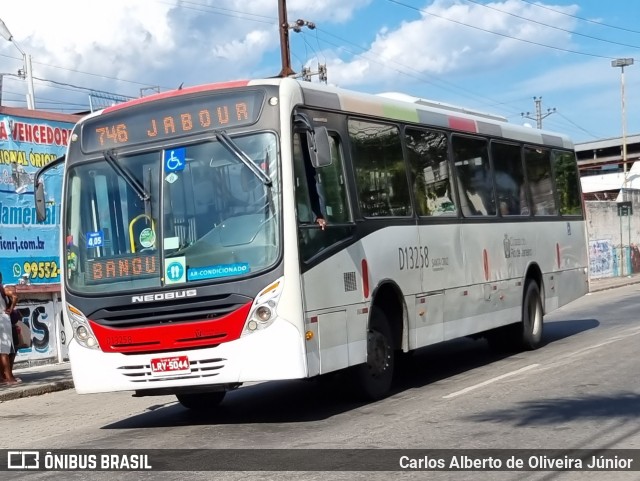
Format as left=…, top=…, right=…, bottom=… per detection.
left=150, top=355, right=191, bottom=376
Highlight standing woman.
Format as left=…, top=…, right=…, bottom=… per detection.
left=0, top=272, right=19, bottom=384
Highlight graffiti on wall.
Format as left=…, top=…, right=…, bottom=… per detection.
left=13, top=300, right=67, bottom=362
left=589, top=240, right=615, bottom=279
left=631, top=244, right=640, bottom=274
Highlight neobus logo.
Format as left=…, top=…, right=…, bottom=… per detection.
left=132, top=289, right=197, bottom=303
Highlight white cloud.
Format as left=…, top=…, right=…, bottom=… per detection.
left=0, top=0, right=372, bottom=107
left=289, top=0, right=372, bottom=23
left=517, top=57, right=616, bottom=93
left=327, top=0, right=579, bottom=88
left=0, top=0, right=634, bottom=142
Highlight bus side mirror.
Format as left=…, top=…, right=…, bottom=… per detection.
left=35, top=180, right=46, bottom=222
left=308, top=126, right=332, bottom=169
left=33, top=154, right=65, bottom=223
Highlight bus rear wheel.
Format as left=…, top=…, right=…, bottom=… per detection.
left=520, top=280, right=543, bottom=350
left=486, top=280, right=543, bottom=352
left=176, top=391, right=226, bottom=411
left=354, top=307, right=395, bottom=401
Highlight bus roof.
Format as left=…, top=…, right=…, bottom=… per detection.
left=289, top=79, right=574, bottom=150
left=375, top=92, right=508, bottom=122
left=83, top=77, right=574, bottom=150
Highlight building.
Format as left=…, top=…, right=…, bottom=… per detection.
left=576, top=134, right=640, bottom=200
left=0, top=106, right=81, bottom=364
left=576, top=134, right=640, bottom=280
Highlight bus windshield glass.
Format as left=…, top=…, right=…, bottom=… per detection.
left=64, top=132, right=280, bottom=294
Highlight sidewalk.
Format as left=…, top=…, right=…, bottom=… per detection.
left=588, top=273, right=640, bottom=292
left=0, top=361, right=73, bottom=402
left=2, top=273, right=639, bottom=403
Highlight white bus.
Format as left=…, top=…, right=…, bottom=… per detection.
left=35, top=78, right=588, bottom=409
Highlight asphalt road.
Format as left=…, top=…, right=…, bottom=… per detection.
left=2, top=285, right=640, bottom=481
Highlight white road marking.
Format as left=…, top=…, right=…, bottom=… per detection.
left=443, top=364, right=540, bottom=399
left=442, top=326, right=640, bottom=400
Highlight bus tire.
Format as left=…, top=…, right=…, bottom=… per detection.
left=520, top=280, right=543, bottom=350
left=354, top=307, right=395, bottom=401
left=486, top=280, right=543, bottom=352
left=176, top=391, right=226, bottom=411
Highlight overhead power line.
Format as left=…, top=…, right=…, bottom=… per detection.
left=385, top=0, right=624, bottom=61
left=0, top=0, right=607, bottom=140
left=34, top=76, right=135, bottom=99
left=516, top=0, right=640, bottom=35
left=464, top=0, right=640, bottom=50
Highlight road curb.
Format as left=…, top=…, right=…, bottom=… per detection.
left=0, top=380, right=75, bottom=403
left=589, top=277, right=640, bottom=293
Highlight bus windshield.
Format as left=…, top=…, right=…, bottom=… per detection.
left=64, top=132, right=280, bottom=294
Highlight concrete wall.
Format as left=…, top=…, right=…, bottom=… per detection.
left=585, top=190, right=640, bottom=279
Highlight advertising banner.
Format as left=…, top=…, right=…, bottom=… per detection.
left=0, top=113, right=75, bottom=284
left=13, top=300, right=65, bottom=362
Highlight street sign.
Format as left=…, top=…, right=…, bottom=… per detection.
left=617, top=201, right=632, bottom=216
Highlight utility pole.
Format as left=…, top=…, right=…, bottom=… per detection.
left=521, top=97, right=556, bottom=129
left=277, top=0, right=320, bottom=79
left=611, top=58, right=634, bottom=193
left=277, top=0, right=295, bottom=77
left=0, top=18, right=36, bottom=109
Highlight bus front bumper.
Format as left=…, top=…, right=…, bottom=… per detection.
left=68, top=318, right=307, bottom=394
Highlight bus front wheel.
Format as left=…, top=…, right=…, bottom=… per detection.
left=354, top=307, right=395, bottom=400
left=176, top=391, right=226, bottom=411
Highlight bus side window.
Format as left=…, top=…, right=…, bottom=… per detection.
left=294, top=130, right=351, bottom=226
left=552, top=150, right=583, bottom=216
left=524, top=147, right=558, bottom=216
left=315, top=134, right=352, bottom=224
left=293, top=132, right=322, bottom=224
left=491, top=141, right=526, bottom=216
left=405, top=127, right=456, bottom=217
left=452, top=135, right=495, bottom=216
left=294, top=128, right=355, bottom=262
left=349, top=119, right=410, bottom=217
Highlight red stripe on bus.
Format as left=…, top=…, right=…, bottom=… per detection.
left=448, top=117, right=477, bottom=132
left=102, top=80, right=250, bottom=114
left=362, top=259, right=370, bottom=298
left=89, top=301, right=253, bottom=353
left=556, top=243, right=561, bottom=269
left=483, top=249, right=489, bottom=281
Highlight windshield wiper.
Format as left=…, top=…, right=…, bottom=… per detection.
left=103, top=150, right=150, bottom=201
left=215, top=131, right=272, bottom=187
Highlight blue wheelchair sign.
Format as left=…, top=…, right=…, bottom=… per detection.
left=164, top=148, right=186, bottom=173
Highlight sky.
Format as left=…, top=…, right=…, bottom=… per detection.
left=1, top=0, right=640, bottom=144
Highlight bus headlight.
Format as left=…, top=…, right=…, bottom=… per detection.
left=66, top=303, right=100, bottom=350
left=242, top=278, right=284, bottom=336
left=255, top=306, right=272, bottom=322
left=76, top=325, right=89, bottom=340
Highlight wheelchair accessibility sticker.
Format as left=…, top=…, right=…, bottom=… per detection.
left=164, top=148, right=186, bottom=173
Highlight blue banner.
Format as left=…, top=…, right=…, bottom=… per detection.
left=0, top=114, right=75, bottom=284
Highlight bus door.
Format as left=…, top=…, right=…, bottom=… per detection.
left=405, top=127, right=457, bottom=347
left=293, top=111, right=357, bottom=374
